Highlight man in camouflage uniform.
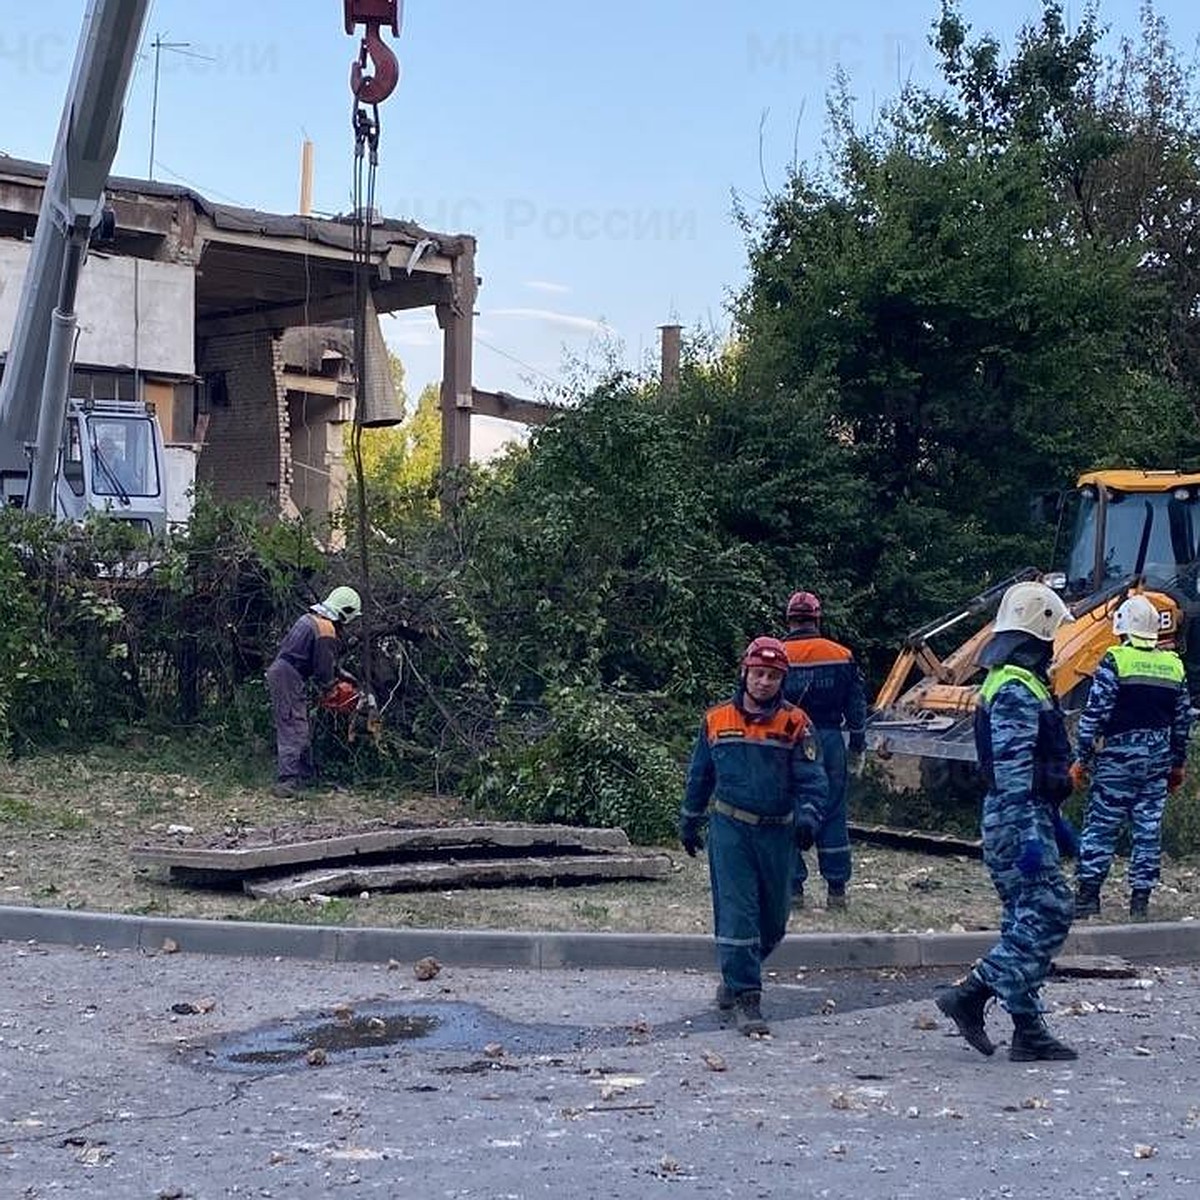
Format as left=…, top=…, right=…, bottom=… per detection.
left=1071, top=595, right=1191, bottom=921
left=936, top=581, right=1078, bottom=1061
left=679, top=636, right=828, bottom=1036
left=780, top=590, right=868, bottom=910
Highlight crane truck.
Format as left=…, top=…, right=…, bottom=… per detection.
left=0, top=0, right=168, bottom=534
left=0, top=0, right=401, bottom=537
left=868, top=468, right=1200, bottom=795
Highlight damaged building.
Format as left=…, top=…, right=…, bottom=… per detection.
left=0, top=155, right=479, bottom=531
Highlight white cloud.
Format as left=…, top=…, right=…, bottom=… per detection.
left=471, top=415, right=529, bottom=464
left=486, top=307, right=610, bottom=336
left=523, top=279, right=570, bottom=295
left=383, top=311, right=439, bottom=348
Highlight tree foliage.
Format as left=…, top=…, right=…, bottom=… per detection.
left=9, top=3, right=1200, bottom=852
left=733, top=0, right=1200, bottom=663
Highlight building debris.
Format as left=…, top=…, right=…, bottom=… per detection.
left=131, top=820, right=671, bottom=899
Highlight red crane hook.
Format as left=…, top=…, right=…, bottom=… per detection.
left=344, top=0, right=402, bottom=105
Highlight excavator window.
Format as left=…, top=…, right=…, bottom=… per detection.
left=1062, top=486, right=1199, bottom=593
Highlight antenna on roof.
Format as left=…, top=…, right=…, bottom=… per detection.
left=146, top=32, right=215, bottom=181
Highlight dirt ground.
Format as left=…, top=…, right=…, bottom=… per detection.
left=2, top=749, right=1198, bottom=933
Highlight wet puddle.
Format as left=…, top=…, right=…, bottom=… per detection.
left=198, top=1000, right=628, bottom=1073
left=193, top=970, right=950, bottom=1074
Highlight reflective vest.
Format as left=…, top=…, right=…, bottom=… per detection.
left=1103, top=644, right=1186, bottom=737
left=974, top=664, right=1072, bottom=802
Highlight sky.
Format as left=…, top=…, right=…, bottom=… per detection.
left=4, top=1, right=1200, bottom=458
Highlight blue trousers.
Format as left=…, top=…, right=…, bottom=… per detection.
left=1078, top=736, right=1170, bottom=892
left=795, top=728, right=851, bottom=890
left=707, top=812, right=795, bottom=995
left=975, top=798, right=1073, bottom=1016
left=266, top=659, right=314, bottom=785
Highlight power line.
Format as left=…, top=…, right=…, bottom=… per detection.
left=474, top=335, right=562, bottom=388
left=148, top=159, right=249, bottom=207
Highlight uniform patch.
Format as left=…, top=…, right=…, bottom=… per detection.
left=802, top=734, right=818, bottom=761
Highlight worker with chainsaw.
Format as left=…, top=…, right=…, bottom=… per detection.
left=1071, top=595, right=1191, bottom=921
left=679, top=636, right=827, bottom=1036
left=265, top=586, right=362, bottom=798
left=936, top=580, right=1079, bottom=1062
left=780, top=590, right=867, bottom=910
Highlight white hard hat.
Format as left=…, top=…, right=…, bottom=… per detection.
left=993, top=581, right=1074, bottom=642
left=312, top=585, right=362, bottom=623
left=1113, top=595, right=1159, bottom=648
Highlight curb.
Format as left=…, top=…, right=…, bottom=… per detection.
left=2, top=905, right=1198, bottom=971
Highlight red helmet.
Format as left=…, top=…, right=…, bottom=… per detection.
left=786, top=590, right=822, bottom=622
left=741, top=636, right=789, bottom=673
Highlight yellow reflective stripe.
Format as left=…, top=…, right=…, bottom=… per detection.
left=980, top=664, right=1050, bottom=703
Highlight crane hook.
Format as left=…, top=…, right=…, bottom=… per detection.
left=344, top=0, right=402, bottom=105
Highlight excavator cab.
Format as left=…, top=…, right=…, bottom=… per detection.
left=1056, top=472, right=1200, bottom=601
left=867, top=469, right=1200, bottom=782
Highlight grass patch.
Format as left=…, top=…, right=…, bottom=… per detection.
left=0, top=792, right=35, bottom=822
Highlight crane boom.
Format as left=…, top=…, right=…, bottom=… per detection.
left=0, top=0, right=151, bottom=514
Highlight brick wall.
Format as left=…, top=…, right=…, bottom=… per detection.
left=195, top=331, right=289, bottom=511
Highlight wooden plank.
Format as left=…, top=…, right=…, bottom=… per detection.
left=848, top=822, right=982, bottom=859
left=470, top=388, right=563, bottom=427
left=1050, top=955, right=1141, bottom=980
left=131, top=823, right=632, bottom=872
left=244, top=853, right=672, bottom=900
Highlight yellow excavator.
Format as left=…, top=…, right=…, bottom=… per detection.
left=868, top=469, right=1200, bottom=790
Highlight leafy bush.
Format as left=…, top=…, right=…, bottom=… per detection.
left=468, top=685, right=684, bottom=845
left=1163, top=745, right=1200, bottom=858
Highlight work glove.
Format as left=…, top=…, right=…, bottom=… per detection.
left=1168, top=765, right=1186, bottom=793
left=678, top=816, right=705, bottom=858
left=1068, top=761, right=1089, bottom=793
left=1016, top=837, right=1045, bottom=878
left=1052, top=811, right=1080, bottom=860
left=794, top=816, right=818, bottom=852
left=847, top=749, right=866, bottom=779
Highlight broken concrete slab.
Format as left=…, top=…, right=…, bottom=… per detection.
left=243, top=852, right=673, bottom=900
left=132, top=822, right=632, bottom=873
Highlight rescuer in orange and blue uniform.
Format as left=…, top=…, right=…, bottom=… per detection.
left=679, top=636, right=828, bottom=1036
left=781, top=591, right=868, bottom=909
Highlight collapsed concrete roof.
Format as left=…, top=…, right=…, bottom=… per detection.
left=0, top=155, right=476, bottom=339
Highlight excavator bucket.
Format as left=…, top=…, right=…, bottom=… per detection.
left=868, top=575, right=1183, bottom=764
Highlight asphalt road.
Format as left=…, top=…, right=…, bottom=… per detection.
left=2, top=941, right=1198, bottom=1198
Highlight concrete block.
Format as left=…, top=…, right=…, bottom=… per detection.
left=0, top=906, right=143, bottom=951
left=539, top=932, right=712, bottom=972
left=337, top=926, right=540, bottom=969
left=135, top=917, right=340, bottom=961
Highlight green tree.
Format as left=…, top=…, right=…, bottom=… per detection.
left=352, top=356, right=442, bottom=520
left=734, top=0, right=1200, bottom=664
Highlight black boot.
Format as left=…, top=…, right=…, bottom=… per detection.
left=1129, top=888, right=1152, bottom=920
left=1009, top=1012, right=1077, bottom=1061
left=1074, top=879, right=1101, bottom=919
left=935, top=971, right=996, bottom=1056
left=734, top=990, right=769, bottom=1037
left=826, top=883, right=848, bottom=911
left=715, top=981, right=735, bottom=1012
